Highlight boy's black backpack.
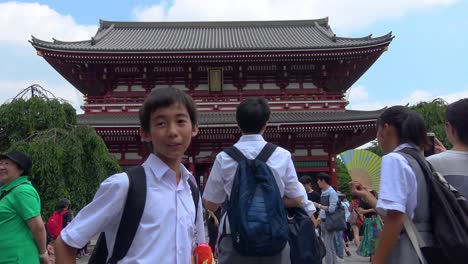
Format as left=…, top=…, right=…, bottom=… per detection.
left=399, top=148, right=468, bottom=263
left=224, top=143, right=289, bottom=256
left=88, top=166, right=200, bottom=264
left=287, top=207, right=325, bottom=264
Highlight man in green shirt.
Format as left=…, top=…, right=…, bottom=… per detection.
left=0, top=150, right=49, bottom=263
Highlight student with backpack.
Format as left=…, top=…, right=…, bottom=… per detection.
left=202, top=97, right=305, bottom=264
left=47, top=199, right=72, bottom=240
left=349, top=105, right=468, bottom=264
left=54, top=87, right=205, bottom=263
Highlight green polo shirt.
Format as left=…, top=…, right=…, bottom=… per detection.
left=0, top=176, right=41, bottom=263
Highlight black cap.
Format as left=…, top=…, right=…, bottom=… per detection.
left=0, top=150, right=32, bottom=175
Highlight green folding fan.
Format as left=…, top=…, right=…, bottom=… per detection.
left=339, top=149, right=382, bottom=191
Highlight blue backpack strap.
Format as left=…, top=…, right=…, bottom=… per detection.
left=108, top=165, right=147, bottom=263
left=256, top=143, right=277, bottom=162
left=224, top=146, right=246, bottom=163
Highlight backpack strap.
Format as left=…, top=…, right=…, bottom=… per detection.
left=0, top=182, right=28, bottom=201
left=224, top=143, right=277, bottom=163
left=108, top=165, right=147, bottom=263
left=398, top=148, right=433, bottom=177
left=188, top=179, right=199, bottom=224
left=397, top=148, right=431, bottom=264
left=256, top=143, right=277, bottom=162
left=224, top=146, right=246, bottom=163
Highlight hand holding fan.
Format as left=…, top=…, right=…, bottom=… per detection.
left=340, top=149, right=382, bottom=191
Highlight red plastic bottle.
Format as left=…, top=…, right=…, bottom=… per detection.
left=192, top=243, right=214, bottom=264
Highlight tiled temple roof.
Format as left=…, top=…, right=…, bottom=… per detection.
left=31, top=18, right=392, bottom=52
left=78, top=109, right=385, bottom=127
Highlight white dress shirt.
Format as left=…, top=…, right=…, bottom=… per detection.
left=61, top=154, right=205, bottom=263
left=376, top=144, right=418, bottom=219
left=203, top=134, right=304, bottom=204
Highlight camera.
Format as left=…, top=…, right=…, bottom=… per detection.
left=424, top=132, right=435, bottom=157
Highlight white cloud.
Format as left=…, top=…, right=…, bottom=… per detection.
left=347, top=88, right=468, bottom=110
left=347, top=85, right=369, bottom=101
left=0, top=2, right=97, bottom=45
left=133, top=0, right=457, bottom=33
left=434, top=90, right=468, bottom=104
left=0, top=80, right=83, bottom=113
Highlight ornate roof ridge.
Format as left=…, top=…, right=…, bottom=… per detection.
left=98, top=18, right=330, bottom=29
left=30, top=35, right=92, bottom=45
left=336, top=32, right=393, bottom=42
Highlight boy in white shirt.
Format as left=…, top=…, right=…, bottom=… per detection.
left=54, top=87, right=205, bottom=263
left=203, top=97, right=304, bottom=264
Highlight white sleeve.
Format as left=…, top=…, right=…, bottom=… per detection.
left=376, top=154, right=414, bottom=216
left=282, top=154, right=304, bottom=199
left=300, top=186, right=316, bottom=216
left=202, top=155, right=226, bottom=204
left=60, top=173, right=128, bottom=248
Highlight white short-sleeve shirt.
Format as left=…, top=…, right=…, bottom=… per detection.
left=202, top=134, right=304, bottom=204
left=60, top=154, right=205, bottom=264
left=376, top=144, right=419, bottom=219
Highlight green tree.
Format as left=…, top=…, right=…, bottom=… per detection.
left=336, top=157, right=352, bottom=198
left=0, top=97, right=120, bottom=218
left=365, top=141, right=384, bottom=157
left=410, top=98, right=449, bottom=148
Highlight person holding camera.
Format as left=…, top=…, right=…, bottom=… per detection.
left=427, top=98, right=468, bottom=199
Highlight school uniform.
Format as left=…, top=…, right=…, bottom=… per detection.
left=376, top=143, right=434, bottom=264
left=60, top=154, right=205, bottom=264
left=203, top=134, right=304, bottom=264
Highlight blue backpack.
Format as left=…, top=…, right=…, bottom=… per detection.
left=224, top=143, right=289, bottom=256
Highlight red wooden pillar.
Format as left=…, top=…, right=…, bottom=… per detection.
left=329, top=154, right=338, bottom=188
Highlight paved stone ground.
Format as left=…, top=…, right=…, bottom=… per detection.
left=339, top=244, right=370, bottom=264
left=76, top=242, right=369, bottom=264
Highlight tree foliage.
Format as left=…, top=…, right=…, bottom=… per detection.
left=0, top=97, right=120, bottom=218
left=336, top=157, right=352, bottom=198
left=365, top=141, right=384, bottom=157
left=410, top=98, right=449, bottom=148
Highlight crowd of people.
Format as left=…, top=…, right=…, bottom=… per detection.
left=0, top=86, right=466, bottom=263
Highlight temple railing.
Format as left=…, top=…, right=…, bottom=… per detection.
left=82, top=90, right=346, bottom=113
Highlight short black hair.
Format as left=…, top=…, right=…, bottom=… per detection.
left=316, top=172, right=331, bottom=185
left=446, top=98, right=468, bottom=145
left=377, top=105, right=429, bottom=149
left=139, top=87, right=198, bottom=132
left=236, top=97, right=270, bottom=134
left=300, top=175, right=312, bottom=185
left=56, top=198, right=70, bottom=212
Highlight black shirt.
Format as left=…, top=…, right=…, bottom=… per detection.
left=307, top=190, right=321, bottom=218
left=360, top=200, right=377, bottom=217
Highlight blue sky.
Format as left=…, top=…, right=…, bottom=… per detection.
left=0, top=0, right=467, bottom=112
